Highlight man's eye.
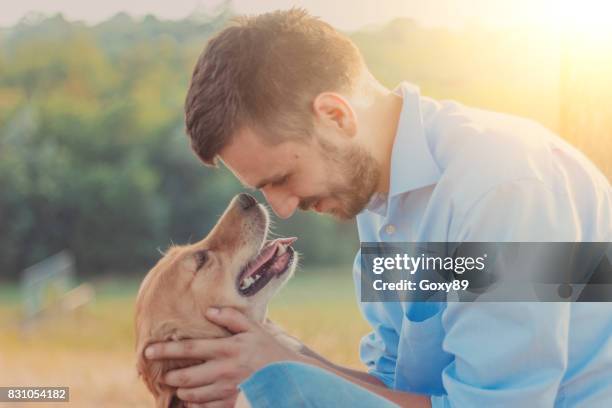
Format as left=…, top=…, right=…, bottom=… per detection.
left=194, top=250, right=209, bottom=270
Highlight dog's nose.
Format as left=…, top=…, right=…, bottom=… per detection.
left=237, top=193, right=257, bottom=210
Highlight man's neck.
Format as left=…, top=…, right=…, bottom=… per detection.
left=362, top=87, right=404, bottom=194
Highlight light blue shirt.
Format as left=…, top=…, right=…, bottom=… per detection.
left=353, top=82, right=612, bottom=407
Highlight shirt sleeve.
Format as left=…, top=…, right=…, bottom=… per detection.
left=432, top=179, right=577, bottom=407
left=359, top=308, right=401, bottom=388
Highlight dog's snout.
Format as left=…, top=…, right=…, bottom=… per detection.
left=237, top=193, right=257, bottom=210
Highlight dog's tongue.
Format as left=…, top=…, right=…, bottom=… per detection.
left=244, top=237, right=297, bottom=278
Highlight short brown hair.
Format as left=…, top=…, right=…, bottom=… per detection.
left=184, top=8, right=364, bottom=166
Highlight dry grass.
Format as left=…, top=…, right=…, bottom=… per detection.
left=0, top=269, right=370, bottom=407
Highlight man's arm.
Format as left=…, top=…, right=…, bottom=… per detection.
left=264, top=318, right=392, bottom=387
left=299, top=343, right=386, bottom=386
left=147, top=308, right=431, bottom=407
left=295, top=346, right=431, bottom=407
left=266, top=317, right=429, bottom=406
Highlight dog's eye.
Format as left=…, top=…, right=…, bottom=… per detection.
left=194, top=250, right=209, bottom=270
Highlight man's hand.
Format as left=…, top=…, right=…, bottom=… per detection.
left=144, top=307, right=302, bottom=407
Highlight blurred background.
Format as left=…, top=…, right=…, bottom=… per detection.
left=0, top=0, right=611, bottom=406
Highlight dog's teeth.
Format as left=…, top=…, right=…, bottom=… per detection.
left=241, top=276, right=255, bottom=290
left=277, top=244, right=286, bottom=255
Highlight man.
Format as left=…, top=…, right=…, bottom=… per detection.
left=145, top=9, right=612, bottom=408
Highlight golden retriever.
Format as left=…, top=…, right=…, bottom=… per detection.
left=135, top=193, right=298, bottom=407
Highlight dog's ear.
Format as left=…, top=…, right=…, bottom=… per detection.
left=160, top=394, right=183, bottom=408
left=157, top=392, right=181, bottom=408
left=136, top=343, right=181, bottom=408
left=135, top=321, right=222, bottom=407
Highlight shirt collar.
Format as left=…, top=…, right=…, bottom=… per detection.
left=365, top=82, right=441, bottom=216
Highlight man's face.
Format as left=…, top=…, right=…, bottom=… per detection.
left=219, top=127, right=380, bottom=220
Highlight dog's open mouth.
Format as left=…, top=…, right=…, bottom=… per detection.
left=237, top=237, right=297, bottom=296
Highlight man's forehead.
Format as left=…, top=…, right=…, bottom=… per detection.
left=217, top=156, right=261, bottom=190
left=218, top=126, right=309, bottom=188
left=223, top=158, right=290, bottom=190
left=218, top=127, right=269, bottom=166
left=218, top=141, right=283, bottom=190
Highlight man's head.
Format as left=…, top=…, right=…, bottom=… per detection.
left=185, top=8, right=396, bottom=219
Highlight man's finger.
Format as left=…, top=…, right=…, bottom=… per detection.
left=145, top=338, right=228, bottom=360
left=164, top=360, right=227, bottom=388
left=195, top=401, right=234, bottom=408
left=206, top=307, right=253, bottom=334
left=176, top=381, right=238, bottom=403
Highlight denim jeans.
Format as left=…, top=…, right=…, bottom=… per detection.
left=239, top=361, right=400, bottom=408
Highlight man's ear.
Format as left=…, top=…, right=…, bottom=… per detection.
left=312, top=92, right=357, bottom=138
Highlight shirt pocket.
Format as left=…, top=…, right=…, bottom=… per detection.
left=393, top=303, right=453, bottom=396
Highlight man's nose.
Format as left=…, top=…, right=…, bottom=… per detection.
left=262, top=190, right=298, bottom=219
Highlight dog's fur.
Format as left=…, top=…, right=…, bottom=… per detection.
left=134, top=194, right=298, bottom=407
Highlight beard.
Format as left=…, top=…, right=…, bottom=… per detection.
left=299, top=138, right=380, bottom=220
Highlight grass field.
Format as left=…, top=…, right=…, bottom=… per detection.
left=0, top=267, right=371, bottom=407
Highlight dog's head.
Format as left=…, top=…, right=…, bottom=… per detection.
left=134, top=193, right=298, bottom=407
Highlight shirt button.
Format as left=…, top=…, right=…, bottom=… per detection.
left=385, top=224, right=396, bottom=235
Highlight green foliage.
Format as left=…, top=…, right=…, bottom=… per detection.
left=0, top=10, right=359, bottom=279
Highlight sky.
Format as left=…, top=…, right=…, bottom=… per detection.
left=0, top=0, right=579, bottom=31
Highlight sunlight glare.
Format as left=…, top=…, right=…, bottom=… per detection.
left=547, top=0, right=612, bottom=39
